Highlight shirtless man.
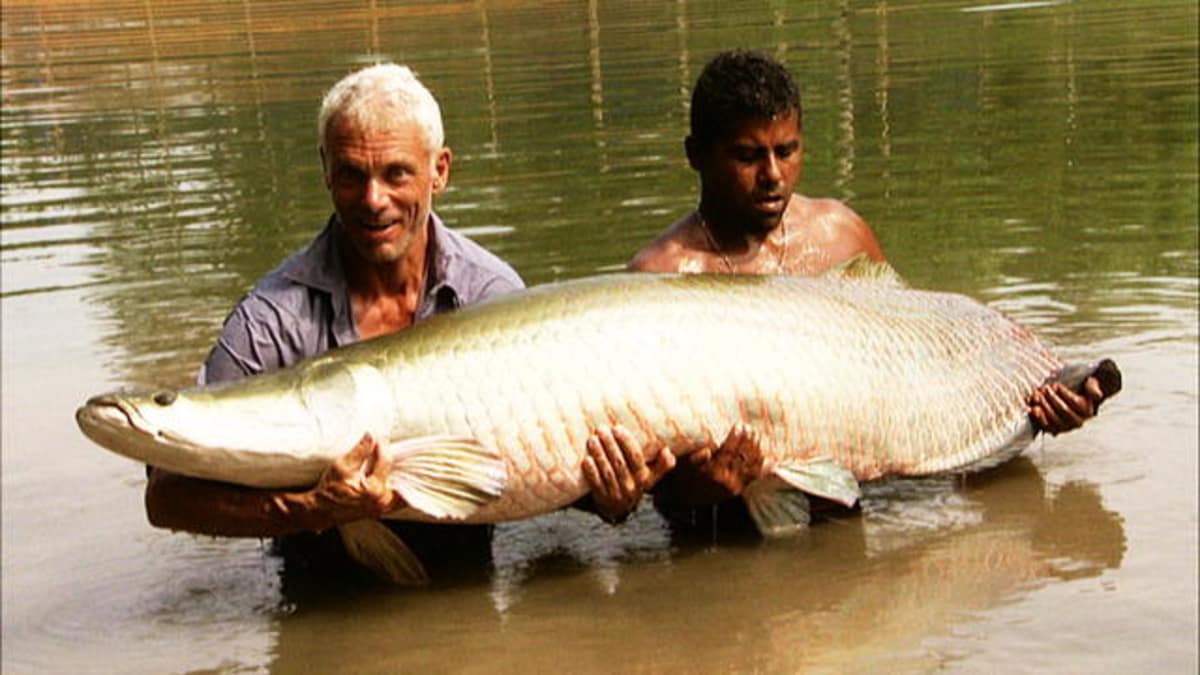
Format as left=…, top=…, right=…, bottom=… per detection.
left=592, top=50, right=1106, bottom=524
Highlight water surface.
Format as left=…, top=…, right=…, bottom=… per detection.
left=2, top=1, right=1196, bottom=672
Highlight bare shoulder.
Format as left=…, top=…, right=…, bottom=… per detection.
left=796, top=196, right=869, bottom=232
left=790, top=196, right=886, bottom=265
left=627, top=214, right=702, bottom=273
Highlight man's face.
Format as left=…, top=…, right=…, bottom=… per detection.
left=690, top=110, right=803, bottom=235
left=321, top=115, right=450, bottom=265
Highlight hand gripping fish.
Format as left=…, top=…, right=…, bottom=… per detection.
left=76, top=261, right=1121, bottom=583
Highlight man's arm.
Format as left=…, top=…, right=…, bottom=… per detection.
left=146, top=434, right=402, bottom=537
left=145, top=295, right=393, bottom=537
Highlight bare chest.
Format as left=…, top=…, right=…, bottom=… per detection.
left=351, top=293, right=420, bottom=340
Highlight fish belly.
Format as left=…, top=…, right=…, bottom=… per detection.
left=379, top=274, right=1059, bottom=524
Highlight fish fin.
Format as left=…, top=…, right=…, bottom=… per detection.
left=743, top=480, right=812, bottom=538
left=824, top=252, right=907, bottom=287
left=338, top=519, right=429, bottom=586
left=386, top=435, right=507, bottom=520
left=771, top=456, right=862, bottom=508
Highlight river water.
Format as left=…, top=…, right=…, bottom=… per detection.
left=2, top=1, right=1196, bottom=673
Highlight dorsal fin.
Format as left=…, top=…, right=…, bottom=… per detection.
left=824, top=253, right=907, bottom=287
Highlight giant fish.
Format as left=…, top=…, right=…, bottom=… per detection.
left=76, top=265, right=1121, bottom=583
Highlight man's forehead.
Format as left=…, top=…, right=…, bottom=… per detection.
left=720, top=111, right=802, bottom=145
left=323, top=119, right=432, bottom=156
left=324, top=113, right=425, bottom=145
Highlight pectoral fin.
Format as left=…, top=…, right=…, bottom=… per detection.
left=338, top=519, right=429, bottom=586
left=772, top=456, right=861, bottom=507
left=743, top=480, right=812, bottom=538
left=743, top=458, right=861, bottom=538
left=386, top=435, right=507, bottom=520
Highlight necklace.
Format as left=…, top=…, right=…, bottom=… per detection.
left=696, top=211, right=788, bottom=273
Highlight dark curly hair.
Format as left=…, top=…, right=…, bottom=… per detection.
left=689, top=50, right=802, bottom=147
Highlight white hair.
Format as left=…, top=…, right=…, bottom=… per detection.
left=317, top=63, right=445, bottom=152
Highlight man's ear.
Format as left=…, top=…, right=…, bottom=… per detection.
left=319, top=145, right=331, bottom=188
left=433, top=147, right=452, bottom=194
left=684, top=135, right=702, bottom=172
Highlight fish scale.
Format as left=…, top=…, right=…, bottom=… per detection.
left=78, top=271, right=1102, bottom=529
left=381, top=273, right=1060, bottom=521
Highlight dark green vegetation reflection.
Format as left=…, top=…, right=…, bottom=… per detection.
left=1, top=0, right=1196, bottom=387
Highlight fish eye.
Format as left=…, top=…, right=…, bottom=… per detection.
left=152, top=391, right=177, bottom=406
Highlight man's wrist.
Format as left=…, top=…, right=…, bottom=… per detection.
left=269, top=490, right=335, bottom=533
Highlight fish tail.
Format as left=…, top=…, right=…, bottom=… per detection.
left=1048, top=358, right=1123, bottom=404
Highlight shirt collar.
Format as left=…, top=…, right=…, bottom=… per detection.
left=279, top=213, right=464, bottom=333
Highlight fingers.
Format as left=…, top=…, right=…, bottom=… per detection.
left=590, top=427, right=634, bottom=493
left=612, top=425, right=651, bottom=486
left=721, top=422, right=750, bottom=449
left=1030, top=383, right=1092, bottom=434
left=1029, top=387, right=1062, bottom=434
left=648, top=443, right=676, bottom=481
left=331, top=432, right=377, bottom=478
left=721, top=423, right=763, bottom=460
left=581, top=454, right=604, bottom=494
left=682, top=423, right=766, bottom=499
left=1083, top=376, right=1105, bottom=404
left=1028, top=402, right=1051, bottom=433
left=584, top=430, right=630, bottom=523
left=687, top=446, right=713, bottom=467
left=585, top=434, right=619, bottom=496
left=313, top=433, right=402, bottom=523
left=363, top=440, right=401, bottom=512
left=716, top=423, right=765, bottom=471
left=582, top=425, right=671, bottom=524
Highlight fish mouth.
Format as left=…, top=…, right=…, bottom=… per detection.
left=77, top=394, right=134, bottom=432
left=75, top=394, right=159, bottom=461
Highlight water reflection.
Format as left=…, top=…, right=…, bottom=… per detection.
left=264, top=458, right=1123, bottom=673
left=1, top=0, right=1194, bottom=672
left=4, top=0, right=1195, bottom=389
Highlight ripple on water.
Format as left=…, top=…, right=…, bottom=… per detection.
left=6, top=536, right=284, bottom=674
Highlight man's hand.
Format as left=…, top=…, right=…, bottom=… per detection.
left=1028, top=376, right=1104, bottom=436
left=580, top=425, right=675, bottom=524
left=686, top=423, right=766, bottom=500
left=653, top=423, right=766, bottom=510
left=283, top=433, right=405, bottom=530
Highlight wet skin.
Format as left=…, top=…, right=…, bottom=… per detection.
left=596, top=110, right=1106, bottom=520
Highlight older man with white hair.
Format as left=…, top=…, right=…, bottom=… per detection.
left=144, top=64, right=670, bottom=584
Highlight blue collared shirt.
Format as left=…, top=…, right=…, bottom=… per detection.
left=201, top=213, right=524, bottom=384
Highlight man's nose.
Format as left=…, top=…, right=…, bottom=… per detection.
left=759, top=155, right=783, bottom=185
left=363, top=177, right=388, bottom=211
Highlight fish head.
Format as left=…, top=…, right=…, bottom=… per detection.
left=74, top=364, right=386, bottom=487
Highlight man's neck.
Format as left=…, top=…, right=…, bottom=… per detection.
left=697, top=203, right=778, bottom=255
left=341, top=219, right=431, bottom=338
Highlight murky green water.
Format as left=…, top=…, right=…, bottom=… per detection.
left=2, top=1, right=1196, bottom=673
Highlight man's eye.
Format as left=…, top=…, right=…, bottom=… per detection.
left=334, top=166, right=365, bottom=184
left=386, top=167, right=411, bottom=184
